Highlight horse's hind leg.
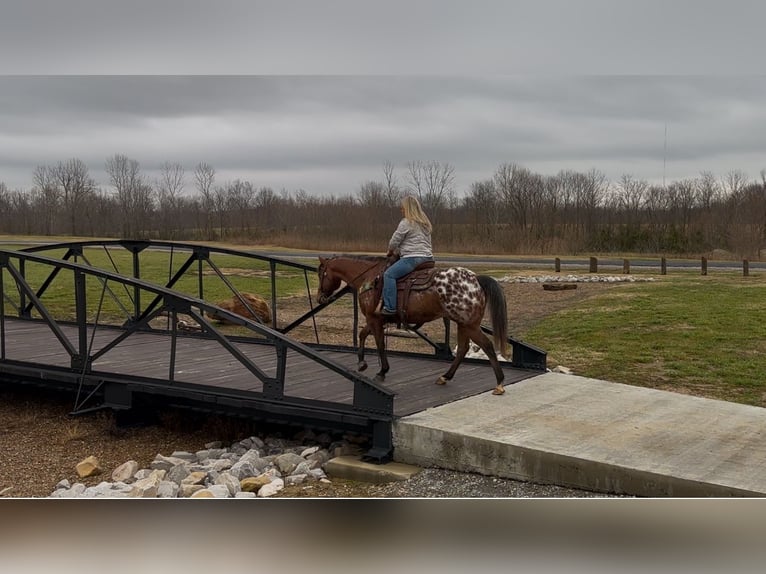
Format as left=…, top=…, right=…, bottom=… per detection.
left=357, top=324, right=371, bottom=371
left=467, top=327, right=505, bottom=395
left=437, top=327, right=470, bottom=386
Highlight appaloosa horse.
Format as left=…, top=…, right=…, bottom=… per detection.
left=316, top=255, right=509, bottom=395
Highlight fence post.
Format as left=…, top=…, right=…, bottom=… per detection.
left=555, top=257, right=561, bottom=273
left=661, top=257, right=667, bottom=275
left=589, top=256, right=598, bottom=273
left=701, top=257, right=708, bottom=276
left=743, top=259, right=749, bottom=277
left=623, top=258, right=630, bottom=274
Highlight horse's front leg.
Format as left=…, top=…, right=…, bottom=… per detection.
left=357, top=324, right=371, bottom=371
left=371, top=319, right=389, bottom=382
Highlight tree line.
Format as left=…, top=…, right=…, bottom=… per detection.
left=2, top=154, right=766, bottom=257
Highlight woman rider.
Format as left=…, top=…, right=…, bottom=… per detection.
left=379, top=196, right=434, bottom=316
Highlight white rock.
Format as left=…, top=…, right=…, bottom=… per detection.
left=169, top=451, right=198, bottom=462
left=206, top=484, right=232, bottom=498
left=157, top=481, right=180, bottom=498
left=300, top=446, right=320, bottom=458
left=257, top=478, right=284, bottom=498
left=235, top=491, right=257, bottom=498
left=285, top=474, right=307, bottom=486
left=214, top=473, right=241, bottom=496
left=112, top=460, right=139, bottom=482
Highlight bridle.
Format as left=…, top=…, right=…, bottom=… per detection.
left=318, top=256, right=387, bottom=302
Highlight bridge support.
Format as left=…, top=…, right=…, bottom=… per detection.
left=362, top=420, right=393, bottom=463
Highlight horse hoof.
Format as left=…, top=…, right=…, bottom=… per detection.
left=374, top=374, right=385, bottom=382
left=358, top=361, right=368, bottom=372
left=492, top=385, right=505, bottom=395
left=436, top=376, right=448, bottom=386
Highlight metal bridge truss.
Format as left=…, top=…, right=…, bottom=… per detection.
left=0, top=240, right=547, bottom=461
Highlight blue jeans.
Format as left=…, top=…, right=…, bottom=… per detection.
left=382, top=256, right=434, bottom=311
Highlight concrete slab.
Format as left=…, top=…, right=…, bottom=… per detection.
left=393, top=372, right=766, bottom=497
left=325, top=455, right=422, bottom=484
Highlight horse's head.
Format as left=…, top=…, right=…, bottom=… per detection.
left=317, top=256, right=342, bottom=305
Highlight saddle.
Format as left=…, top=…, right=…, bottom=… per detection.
left=371, top=260, right=437, bottom=323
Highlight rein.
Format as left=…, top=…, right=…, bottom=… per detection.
left=320, top=256, right=387, bottom=300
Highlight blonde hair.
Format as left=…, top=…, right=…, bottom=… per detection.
left=401, top=196, right=433, bottom=234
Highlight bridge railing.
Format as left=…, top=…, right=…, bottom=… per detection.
left=0, top=248, right=394, bottom=423
left=18, top=240, right=461, bottom=359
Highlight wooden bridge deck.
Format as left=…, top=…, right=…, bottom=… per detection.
left=1, top=319, right=538, bottom=417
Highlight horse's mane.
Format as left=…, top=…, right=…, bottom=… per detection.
left=331, top=254, right=387, bottom=263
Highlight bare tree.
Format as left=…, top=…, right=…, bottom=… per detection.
left=105, top=154, right=152, bottom=238
left=405, top=160, right=455, bottom=220
left=382, top=161, right=402, bottom=207
left=494, top=163, right=543, bottom=229
left=155, top=162, right=185, bottom=239
left=0, top=182, right=10, bottom=232
left=51, top=159, right=96, bottom=235
left=225, top=179, right=255, bottom=235
left=213, top=185, right=229, bottom=239
left=722, top=169, right=750, bottom=203
left=464, top=179, right=499, bottom=234
left=32, top=165, right=61, bottom=235
left=357, top=180, right=386, bottom=210
left=194, top=162, right=216, bottom=240
left=696, top=171, right=721, bottom=211
left=615, top=174, right=649, bottom=226
left=667, top=179, right=698, bottom=231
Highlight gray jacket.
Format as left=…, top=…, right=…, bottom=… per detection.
left=388, top=219, right=433, bottom=258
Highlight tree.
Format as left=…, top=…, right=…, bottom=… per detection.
left=357, top=180, right=386, bottom=210
left=405, top=160, right=455, bottom=219
left=51, top=159, right=96, bottom=235
left=105, top=154, right=153, bottom=238
left=32, top=165, right=61, bottom=235
left=464, top=179, right=499, bottom=234
left=494, top=163, right=542, bottom=229
left=382, top=161, right=402, bottom=207
left=615, top=175, right=648, bottom=224
left=225, top=179, right=255, bottom=235
left=194, top=162, right=216, bottom=240
left=155, top=162, right=185, bottom=238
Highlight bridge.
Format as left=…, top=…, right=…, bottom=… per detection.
left=0, top=240, right=546, bottom=462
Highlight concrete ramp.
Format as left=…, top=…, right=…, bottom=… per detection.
left=393, top=372, right=766, bottom=497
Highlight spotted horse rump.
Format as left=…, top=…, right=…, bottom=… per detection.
left=433, top=267, right=487, bottom=324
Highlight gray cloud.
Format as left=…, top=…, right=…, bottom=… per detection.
left=2, top=75, right=766, bottom=196
left=2, top=1, right=766, bottom=75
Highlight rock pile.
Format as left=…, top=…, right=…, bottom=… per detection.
left=499, top=274, right=655, bottom=283
left=51, top=432, right=365, bottom=498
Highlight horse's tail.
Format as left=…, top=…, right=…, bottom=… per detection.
left=477, top=275, right=509, bottom=358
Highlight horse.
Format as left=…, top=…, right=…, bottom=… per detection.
left=316, top=255, right=510, bottom=395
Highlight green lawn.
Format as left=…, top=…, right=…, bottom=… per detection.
left=525, top=273, right=766, bottom=406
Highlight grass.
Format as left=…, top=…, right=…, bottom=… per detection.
left=524, top=272, right=766, bottom=407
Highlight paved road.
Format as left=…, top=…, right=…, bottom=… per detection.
left=252, top=251, right=764, bottom=272
left=2, top=239, right=761, bottom=271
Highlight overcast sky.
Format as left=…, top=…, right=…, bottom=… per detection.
left=2, top=1, right=766, bottom=197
